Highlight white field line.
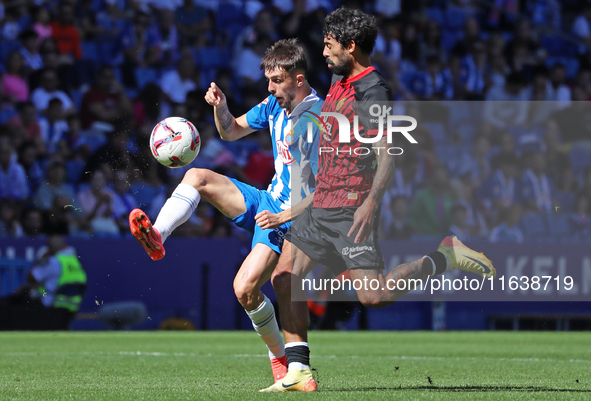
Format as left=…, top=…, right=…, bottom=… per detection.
left=5, top=351, right=590, bottom=364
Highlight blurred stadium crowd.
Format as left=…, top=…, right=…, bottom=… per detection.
left=1, top=0, right=591, bottom=244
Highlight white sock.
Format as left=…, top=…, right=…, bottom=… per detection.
left=153, top=183, right=200, bottom=243
left=246, top=295, right=285, bottom=360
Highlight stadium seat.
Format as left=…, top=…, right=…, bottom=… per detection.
left=555, top=192, right=575, bottom=213
left=539, top=36, right=577, bottom=58
left=521, top=212, right=548, bottom=242
left=545, top=57, right=580, bottom=79
left=422, top=122, right=447, bottom=144
left=65, top=160, right=86, bottom=185
left=134, top=68, right=160, bottom=89
left=0, top=40, right=21, bottom=61
left=435, top=144, right=458, bottom=165
left=546, top=214, right=572, bottom=241
left=445, top=8, right=469, bottom=31
left=426, top=7, right=445, bottom=26
left=441, top=30, right=460, bottom=52
left=568, top=147, right=591, bottom=175
left=81, top=41, right=101, bottom=62
left=130, top=183, right=163, bottom=209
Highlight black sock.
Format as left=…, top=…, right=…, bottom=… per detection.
left=427, top=251, right=447, bottom=275
left=285, top=345, right=310, bottom=367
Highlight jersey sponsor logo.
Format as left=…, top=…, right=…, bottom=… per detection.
left=341, top=245, right=373, bottom=259
left=276, top=139, right=294, bottom=164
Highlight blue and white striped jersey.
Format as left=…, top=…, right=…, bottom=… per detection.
left=246, top=89, right=322, bottom=209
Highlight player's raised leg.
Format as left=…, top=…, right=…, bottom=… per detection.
left=129, top=168, right=245, bottom=261
left=233, top=243, right=287, bottom=381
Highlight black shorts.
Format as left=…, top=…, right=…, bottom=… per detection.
left=287, top=204, right=385, bottom=275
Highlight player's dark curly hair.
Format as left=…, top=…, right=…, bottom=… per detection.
left=323, top=7, right=378, bottom=55
left=323, top=7, right=378, bottom=56
left=260, top=38, right=308, bottom=78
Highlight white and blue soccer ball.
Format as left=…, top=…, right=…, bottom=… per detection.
left=150, top=117, right=201, bottom=168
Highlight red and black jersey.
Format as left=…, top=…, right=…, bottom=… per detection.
left=313, top=66, right=393, bottom=208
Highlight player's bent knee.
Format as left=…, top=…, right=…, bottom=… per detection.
left=182, top=168, right=211, bottom=192
left=233, top=279, right=257, bottom=308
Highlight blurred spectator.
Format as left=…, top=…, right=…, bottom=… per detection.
left=83, top=129, right=139, bottom=179
left=50, top=2, right=83, bottom=62
left=21, top=207, right=45, bottom=238
left=159, top=54, right=197, bottom=104
left=2, top=8, right=22, bottom=40
left=520, top=151, right=555, bottom=214
left=0, top=199, right=24, bottom=237
left=451, top=16, right=481, bottom=58
left=19, top=30, right=43, bottom=72
left=460, top=40, right=489, bottom=99
left=483, top=72, right=528, bottom=132
left=152, top=9, right=179, bottom=67
left=543, top=128, right=570, bottom=188
left=549, top=88, right=591, bottom=144
left=234, top=32, right=274, bottom=88
left=2, top=51, right=29, bottom=102
left=569, top=194, right=591, bottom=239
left=96, top=0, right=129, bottom=39
left=174, top=0, right=212, bottom=47
left=528, top=0, right=561, bottom=30
left=489, top=203, right=524, bottom=243
left=448, top=204, right=473, bottom=242
left=44, top=194, right=82, bottom=236
left=17, top=141, right=44, bottom=194
left=33, top=158, right=77, bottom=211
left=450, top=135, right=491, bottom=186
left=410, top=55, right=454, bottom=100
left=32, top=6, right=52, bottom=47
left=242, top=130, right=274, bottom=189
left=80, top=65, right=132, bottom=132
left=382, top=196, right=413, bottom=240
left=7, top=101, right=42, bottom=151
left=372, top=16, right=401, bottom=78
left=576, top=168, right=591, bottom=214
left=420, top=20, right=444, bottom=67
left=78, top=169, right=120, bottom=236
left=235, top=8, right=278, bottom=57
left=479, top=153, right=519, bottom=219
left=0, top=138, right=28, bottom=201
left=39, top=98, right=69, bottom=156
left=111, top=170, right=139, bottom=233
left=408, top=164, right=454, bottom=237
left=573, top=3, right=591, bottom=57
left=548, top=63, right=571, bottom=103
left=118, top=10, right=159, bottom=73
left=504, top=19, right=544, bottom=71
left=134, top=83, right=169, bottom=134
left=30, top=68, right=75, bottom=115
left=385, top=151, right=422, bottom=200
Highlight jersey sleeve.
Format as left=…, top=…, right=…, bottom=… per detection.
left=245, top=96, right=273, bottom=130
left=359, top=82, right=392, bottom=138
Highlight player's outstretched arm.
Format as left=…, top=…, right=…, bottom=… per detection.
left=347, top=136, right=395, bottom=244
left=255, top=192, right=315, bottom=229
left=204, top=82, right=254, bottom=141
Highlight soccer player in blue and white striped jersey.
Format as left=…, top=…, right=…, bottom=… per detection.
left=129, top=39, right=321, bottom=383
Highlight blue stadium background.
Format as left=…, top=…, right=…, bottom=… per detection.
left=1, top=0, right=591, bottom=330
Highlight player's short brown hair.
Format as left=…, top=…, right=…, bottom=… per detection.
left=260, top=38, right=308, bottom=78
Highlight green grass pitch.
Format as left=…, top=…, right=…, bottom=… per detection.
left=0, top=331, right=589, bottom=400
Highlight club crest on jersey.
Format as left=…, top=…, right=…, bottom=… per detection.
left=336, top=96, right=348, bottom=111
left=276, top=139, right=294, bottom=164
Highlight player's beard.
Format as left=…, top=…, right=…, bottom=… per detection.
left=326, top=57, right=352, bottom=77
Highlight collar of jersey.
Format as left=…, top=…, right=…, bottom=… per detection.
left=284, top=88, right=320, bottom=118
left=340, top=66, right=376, bottom=85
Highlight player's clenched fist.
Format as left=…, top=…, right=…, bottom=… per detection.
left=204, top=82, right=226, bottom=107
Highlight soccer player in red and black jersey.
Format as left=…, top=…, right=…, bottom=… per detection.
left=257, top=7, right=496, bottom=392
